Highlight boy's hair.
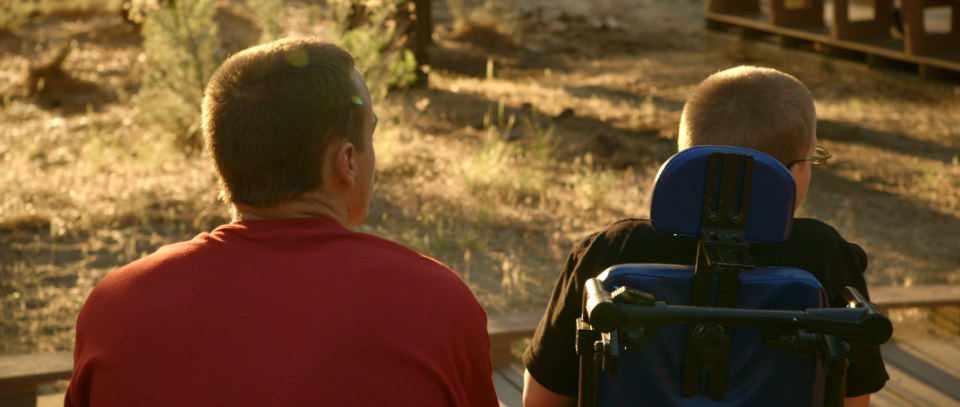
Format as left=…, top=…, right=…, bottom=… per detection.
left=678, top=66, right=816, bottom=166
left=201, top=37, right=364, bottom=208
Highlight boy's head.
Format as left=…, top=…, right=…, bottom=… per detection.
left=678, top=66, right=818, bottom=208
left=678, top=66, right=816, bottom=167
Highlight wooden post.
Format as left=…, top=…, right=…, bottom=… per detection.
left=769, top=0, right=825, bottom=27
left=831, top=0, right=895, bottom=40
left=0, top=353, right=74, bottom=407
left=709, top=0, right=761, bottom=14
left=0, top=384, right=38, bottom=407
left=902, top=0, right=960, bottom=55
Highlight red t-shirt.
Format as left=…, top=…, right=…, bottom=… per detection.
left=66, top=217, right=498, bottom=407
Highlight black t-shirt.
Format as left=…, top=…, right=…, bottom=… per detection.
left=523, top=218, right=889, bottom=398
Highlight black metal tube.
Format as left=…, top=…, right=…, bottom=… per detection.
left=585, top=279, right=623, bottom=332
left=838, top=286, right=893, bottom=345
left=578, top=344, right=598, bottom=407
left=582, top=281, right=892, bottom=343
left=615, top=302, right=809, bottom=330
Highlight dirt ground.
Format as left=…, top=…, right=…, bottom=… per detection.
left=2, top=0, right=959, bottom=355
left=426, top=0, right=960, bottom=286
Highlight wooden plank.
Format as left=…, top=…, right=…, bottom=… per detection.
left=770, top=0, right=825, bottom=27
left=709, top=0, right=761, bottom=14
left=882, top=340, right=960, bottom=403
left=894, top=336, right=960, bottom=378
left=879, top=360, right=960, bottom=406
left=488, top=310, right=543, bottom=337
left=929, top=306, right=960, bottom=336
left=499, top=362, right=525, bottom=390
left=488, top=310, right=543, bottom=368
left=870, top=285, right=960, bottom=310
left=0, top=353, right=73, bottom=390
left=493, top=368, right=523, bottom=407
left=831, top=0, right=895, bottom=40
left=901, top=0, right=960, bottom=56
left=37, top=392, right=65, bottom=407
left=871, top=387, right=920, bottom=407
left=705, top=11, right=960, bottom=72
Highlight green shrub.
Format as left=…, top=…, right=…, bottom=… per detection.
left=134, top=0, right=419, bottom=152
left=1, top=0, right=124, bottom=31
left=246, top=0, right=284, bottom=44
left=325, top=0, right=419, bottom=101
left=136, top=0, right=222, bottom=153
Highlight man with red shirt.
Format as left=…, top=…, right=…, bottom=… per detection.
left=66, top=38, right=499, bottom=407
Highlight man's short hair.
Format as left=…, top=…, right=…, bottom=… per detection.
left=202, top=37, right=364, bottom=207
left=678, top=66, right=816, bottom=166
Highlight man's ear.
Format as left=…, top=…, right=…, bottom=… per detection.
left=332, top=141, right=358, bottom=189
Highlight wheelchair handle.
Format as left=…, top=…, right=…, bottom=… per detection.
left=582, top=280, right=893, bottom=345
left=584, top=278, right=623, bottom=331
left=806, top=286, right=892, bottom=345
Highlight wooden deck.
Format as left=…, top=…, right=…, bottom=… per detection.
left=491, top=286, right=960, bottom=407
left=24, top=342, right=960, bottom=407
left=6, top=285, right=960, bottom=406
left=492, top=308, right=960, bottom=407
left=703, top=0, right=960, bottom=78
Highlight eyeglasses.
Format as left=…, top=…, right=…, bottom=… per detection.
left=787, top=145, right=832, bottom=167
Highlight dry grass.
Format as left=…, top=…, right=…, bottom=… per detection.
left=3, top=0, right=960, bottom=356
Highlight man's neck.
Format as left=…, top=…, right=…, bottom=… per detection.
left=232, top=190, right=349, bottom=226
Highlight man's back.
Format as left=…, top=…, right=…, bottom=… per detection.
left=66, top=217, right=497, bottom=407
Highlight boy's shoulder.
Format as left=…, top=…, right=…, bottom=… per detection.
left=791, top=218, right=848, bottom=241
left=788, top=217, right=866, bottom=264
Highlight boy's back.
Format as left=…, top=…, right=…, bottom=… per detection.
left=522, top=66, right=888, bottom=407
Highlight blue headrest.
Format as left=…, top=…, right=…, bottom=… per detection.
left=650, top=146, right=796, bottom=243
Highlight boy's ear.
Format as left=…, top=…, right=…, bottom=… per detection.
left=787, top=162, right=800, bottom=180
left=332, top=141, right=358, bottom=189
left=787, top=162, right=802, bottom=179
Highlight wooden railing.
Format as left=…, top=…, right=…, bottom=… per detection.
left=704, top=0, right=960, bottom=77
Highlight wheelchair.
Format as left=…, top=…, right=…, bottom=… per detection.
left=576, top=146, right=892, bottom=407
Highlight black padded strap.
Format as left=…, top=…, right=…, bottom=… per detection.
left=682, top=243, right=716, bottom=397
left=682, top=152, right=756, bottom=400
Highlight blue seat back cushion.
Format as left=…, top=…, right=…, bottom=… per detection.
left=650, top=146, right=797, bottom=244
left=596, top=264, right=828, bottom=407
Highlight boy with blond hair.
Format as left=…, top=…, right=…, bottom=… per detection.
left=522, top=66, right=887, bottom=407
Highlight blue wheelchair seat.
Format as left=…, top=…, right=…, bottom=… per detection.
left=597, top=266, right=827, bottom=407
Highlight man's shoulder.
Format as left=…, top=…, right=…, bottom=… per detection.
left=350, top=232, right=474, bottom=289
left=93, top=238, right=201, bottom=287
left=353, top=232, right=453, bottom=269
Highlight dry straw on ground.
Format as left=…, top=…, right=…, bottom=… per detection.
left=3, top=0, right=960, bottom=356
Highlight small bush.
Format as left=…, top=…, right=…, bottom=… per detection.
left=1, top=0, right=124, bottom=31
left=246, top=0, right=284, bottom=44
left=446, top=0, right=518, bottom=43
left=325, top=0, right=419, bottom=100
left=136, top=0, right=222, bottom=153
left=133, top=0, right=419, bottom=152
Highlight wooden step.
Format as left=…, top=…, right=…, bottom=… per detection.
left=487, top=310, right=543, bottom=368
left=0, top=353, right=73, bottom=407
left=870, top=284, right=960, bottom=311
